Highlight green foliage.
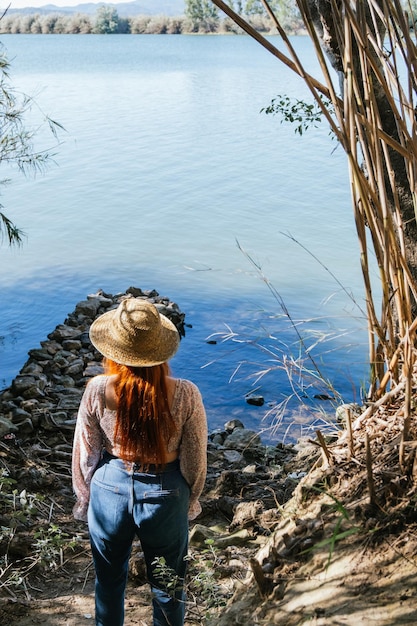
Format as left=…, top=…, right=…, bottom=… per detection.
left=0, top=45, right=62, bottom=246
left=152, top=539, right=228, bottom=623
left=187, top=539, right=226, bottom=614
left=244, top=0, right=265, bottom=15
left=185, top=0, right=219, bottom=22
left=305, top=486, right=362, bottom=567
left=33, top=523, right=77, bottom=569
left=151, top=556, right=184, bottom=595
left=261, top=94, right=334, bottom=135
left=94, top=6, right=126, bottom=34
left=0, top=466, right=80, bottom=594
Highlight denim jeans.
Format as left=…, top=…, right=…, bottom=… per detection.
left=87, top=452, right=190, bottom=626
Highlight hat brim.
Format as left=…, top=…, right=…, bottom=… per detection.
left=89, top=306, right=180, bottom=367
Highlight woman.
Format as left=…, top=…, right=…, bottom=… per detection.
left=72, top=298, right=207, bottom=626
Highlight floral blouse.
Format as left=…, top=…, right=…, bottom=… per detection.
left=72, top=375, right=207, bottom=522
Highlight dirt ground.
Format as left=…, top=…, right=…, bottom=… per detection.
left=2, top=507, right=417, bottom=626
left=215, top=503, right=417, bottom=625
left=2, top=438, right=417, bottom=626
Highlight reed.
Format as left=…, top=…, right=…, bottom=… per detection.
left=211, top=0, right=417, bottom=409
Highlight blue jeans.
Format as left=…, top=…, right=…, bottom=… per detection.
left=87, top=453, right=190, bottom=626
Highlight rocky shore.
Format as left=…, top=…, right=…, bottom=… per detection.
left=0, top=287, right=322, bottom=624
left=3, top=288, right=414, bottom=626
left=0, top=285, right=318, bottom=535
left=0, top=287, right=187, bottom=440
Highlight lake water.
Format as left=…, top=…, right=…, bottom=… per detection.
left=0, top=34, right=370, bottom=442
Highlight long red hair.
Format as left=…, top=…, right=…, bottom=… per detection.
left=103, top=358, right=177, bottom=465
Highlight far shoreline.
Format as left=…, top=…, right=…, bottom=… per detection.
left=0, top=11, right=307, bottom=36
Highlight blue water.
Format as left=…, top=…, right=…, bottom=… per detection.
left=0, top=34, right=370, bottom=441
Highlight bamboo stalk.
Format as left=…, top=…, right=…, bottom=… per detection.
left=365, top=434, right=377, bottom=506
left=353, top=381, right=405, bottom=429
left=346, top=408, right=355, bottom=460
left=249, top=558, right=272, bottom=597
left=212, top=0, right=417, bottom=411
left=316, top=429, right=332, bottom=466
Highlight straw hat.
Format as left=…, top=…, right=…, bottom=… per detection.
left=89, top=298, right=180, bottom=367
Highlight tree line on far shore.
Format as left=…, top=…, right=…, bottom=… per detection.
left=0, top=5, right=304, bottom=35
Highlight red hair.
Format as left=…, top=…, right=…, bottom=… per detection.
left=103, top=358, right=177, bottom=465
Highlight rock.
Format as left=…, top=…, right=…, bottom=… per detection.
left=62, top=339, right=82, bottom=352
left=27, top=348, right=53, bottom=362
left=10, top=406, right=32, bottom=423
left=20, top=399, right=40, bottom=412
left=48, top=324, right=82, bottom=342
left=54, top=375, right=76, bottom=388
left=12, top=375, right=47, bottom=395
left=75, top=299, right=101, bottom=318
left=224, top=428, right=261, bottom=449
left=83, top=363, right=104, bottom=378
left=223, top=450, right=243, bottom=464
left=336, top=403, right=362, bottom=423
left=224, top=419, right=244, bottom=432
left=286, top=471, right=307, bottom=481
left=246, top=395, right=265, bottom=406
left=53, top=353, right=71, bottom=369
left=79, top=332, right=92, bottom=347
left=20, top=384, right=46, bottom=400
left=40, top=339, right=65, bottom=355
left=65, top=359, right=84, bottom=377
left=242, top=464, right=257, bottom=474
left=87, top=291, right=113, bottom=307
left=126, top=286, right=149, bottom=297
left=11, top=416, right=34, bottom=435
left=211, top=433, right=225, bottom=445
left=0, top=416, right=18, bottom=437
left=21, top=362, right=44, bottom=376
left=213, top=529, right=252, bottom=548
left=189, top=524, right=218, bottom=547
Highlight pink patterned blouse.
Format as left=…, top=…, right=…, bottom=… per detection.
left=72, top=375, right=207, bottom=522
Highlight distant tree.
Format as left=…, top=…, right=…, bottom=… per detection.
left=129, top=15, right=151, bottom=33
left=39, top=14, right=59, bottom=34
left=244, top=0, right=264, bottom=14
left=244, top=0, right=285, bottom=15
left=166, top=17, right=184, bottom=33
left=94, top=6, right=122, bottom=34
left=67, top=13, right=93, bottom=34
left=185, top=0, right=219, bottom=22
left=30, top=15, right=42, bottom=33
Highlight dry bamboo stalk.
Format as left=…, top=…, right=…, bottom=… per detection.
left=353, top=381, right=405, bottom=429
left=399, top=436, right=406, bottom=475
left=346, top=408, right=355, bottom=460
left=215, top=0, right=417, bottom=407
left=412, top=450, right=417, bottom=482
left=365, top=434, right=377, bottom=506
left=316, top=429, right=332, bottom=466
left=249, top=558, right=272, bottom=598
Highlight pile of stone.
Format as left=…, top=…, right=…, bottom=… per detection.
left=0, top=287, right=186, bottom=440
left=199, top=417, right=318, bottom=536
